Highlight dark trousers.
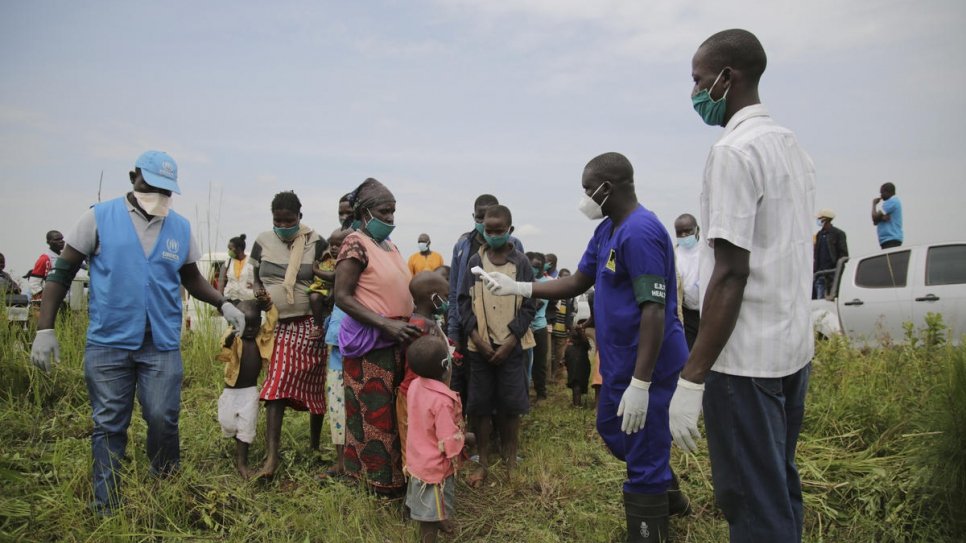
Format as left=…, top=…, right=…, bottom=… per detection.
left=880, top=239, right=902, bottom=249
left=530, top=326, right=549, bottom=397
left=682, top=308, right=700, bottom=351
left=704, top=363, right=811, bottom=543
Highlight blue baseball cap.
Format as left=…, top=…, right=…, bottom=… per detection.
left=135, top=150, right=180, bottom=194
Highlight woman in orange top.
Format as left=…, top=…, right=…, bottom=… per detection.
left=334, top=178, right=420, bottom=496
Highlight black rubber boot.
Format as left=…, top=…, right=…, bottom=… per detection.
left=668, top=471, right=692, bottom=517
left=623, top=491, right=669, bottom=543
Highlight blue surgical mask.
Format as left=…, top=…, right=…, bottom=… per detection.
left=483, top=230, right=510, bottom=249
left=274, top=224, right=300, bottom=241
left=816, top=219, right=825, bottom=228
left=692, top=69, right=729, bottom=126
left=418, top=242, right=429, bottom=252
left=364, top=209, right=395, bottom=242
left=678, top=234, right=698, bottom=250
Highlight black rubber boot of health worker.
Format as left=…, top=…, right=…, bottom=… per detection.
left=667, top=471, right=692, bottom=517
left=624, top=491, right=669, bottom=543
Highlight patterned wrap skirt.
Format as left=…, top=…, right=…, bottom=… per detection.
left=343, top=346, right=405, bottom=493
left=260, top=316, right=327, bottom=414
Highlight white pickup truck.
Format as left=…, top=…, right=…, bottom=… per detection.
left=811, top=242, right=966, bottom=347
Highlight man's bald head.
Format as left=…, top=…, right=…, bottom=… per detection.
left=583, top=152, right=634, bottom=186
left=697, top=29, right=767, bottom=83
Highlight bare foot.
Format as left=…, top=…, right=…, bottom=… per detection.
left=439, top=519, right=457, bottom=534
left=467, top=466, right=487, bottom=488
left=255, top=457, right=279, bottom=480
left=237, top=464, right=252, bottom=480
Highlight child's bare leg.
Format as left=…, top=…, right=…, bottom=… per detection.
left=309, top=413, right=324, bottom=451
left=308, top=293, right=325, bottom=340
left=419, top=521, right=440, bottom=543
left=468, top=416, right=490, bottom=487
left=234, top=438, right=251, bottom=479
left=335, top=444, right=345, bottom=472
left=572, top=387, right=580, bottom=406
left=257, top=400, right=285, bottom=478
left=499, top=414, right=521, bottom=476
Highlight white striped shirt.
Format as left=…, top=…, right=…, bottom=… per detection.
left=699, top=105, right=815, bottom=378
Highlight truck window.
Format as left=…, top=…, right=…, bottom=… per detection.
left=926, top=244, right=966, bottom=286
left=855, top=251, right=910, bottom=288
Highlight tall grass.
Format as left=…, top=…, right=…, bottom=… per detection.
left=1, top=310, right=963, bottom=542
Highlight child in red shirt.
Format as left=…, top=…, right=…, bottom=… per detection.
left=405, top=336, right=466, bottom=543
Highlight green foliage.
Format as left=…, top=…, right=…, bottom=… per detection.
left=1, top=310, right=964, bottom=541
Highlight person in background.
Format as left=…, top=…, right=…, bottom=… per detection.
left=479, top=153, right=691, bottom=542
left=670, top=29, right=815, bottom=543
left=335, top=178, right=418, bottom=496
left=26, top=230, right=65, bottom=303
left=307, top=227, right=347, bottom=340
left=525, top=251, right=552, bottom=403
left=250, top=190, right=328, bottom=478
left=0, top=253, right=22, bottom=294
left=544, top=253, right=559, bottom=279
left=813, top=209, right=848, bottom=299
left=219, top=233, right=255, bottom=303
left=674, top=213, right=701, bottom=349
left=216, top=294, right=276, bottom=478
left=550, top=268, right=576, bottom=382
left=436, top=265, right=451, bottom=283
left=872, top=182, right=903, bottom=249
left=338, top=193, right=353, bottom=226
left=408, top=233, right=445, bottom=275
left=460, top=204, right=536, bottom=487
left=447, top=194, right=524, bottom=405
left=29, top=150, right=247, bottom=515
left=565, top=320, right=592, bottom=407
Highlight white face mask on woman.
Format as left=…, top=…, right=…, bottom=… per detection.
left=132, top=190, right=172, bottom=217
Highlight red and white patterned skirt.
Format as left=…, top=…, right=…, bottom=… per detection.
left=260, top=316, right=327, bottom=414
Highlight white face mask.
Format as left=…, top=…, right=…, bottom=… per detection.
left=418, top=242, right=429, bottom=252
left=577, top=182, right=610, bottom=220
left=133, top=190, right=172, bottom=217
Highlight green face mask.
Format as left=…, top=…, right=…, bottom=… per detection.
left=364, top=210, right=395, bottom=242
left=431, top=293, right=449, bottom=316
left=532, top=266, right=541, bottom=277
left=474, top=222, right=485, bottom=237
left=484, top=230, right=510, bottom=249
left=228, top=250, right=237, bottom=259
left=274, top=224, right=300, bottom=241
left=692, top=69, right=729, bottom=126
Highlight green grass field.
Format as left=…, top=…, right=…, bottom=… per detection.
left=1, top=310, right=964, bottom=542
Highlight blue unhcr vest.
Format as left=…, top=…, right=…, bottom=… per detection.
left=88, top=196, right=190, bottom=351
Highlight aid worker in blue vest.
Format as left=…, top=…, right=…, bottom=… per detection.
left=480, top=152, right=689, bottom=543
left=30, top=150, right=246, bottom=515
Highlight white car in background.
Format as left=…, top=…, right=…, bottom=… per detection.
left=812, top=242, right=966, bottom=347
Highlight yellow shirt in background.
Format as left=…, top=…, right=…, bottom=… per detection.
left=407, top=251, right=444, bottom=275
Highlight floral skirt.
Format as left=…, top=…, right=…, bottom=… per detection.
left=343, top=346, right=405, bottom=492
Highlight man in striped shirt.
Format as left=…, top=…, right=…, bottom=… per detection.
left=670, top=29, right=816, bottom=543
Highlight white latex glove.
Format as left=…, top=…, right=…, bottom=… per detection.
left=617, top=377, right=650, bottom=434
left=221, top=302, right=246, bottom=332
left=669, top=377, right=705, bottom=453
left=472, top=266, right=532, bottom=297
left=31, top=329, right=61, bottom=372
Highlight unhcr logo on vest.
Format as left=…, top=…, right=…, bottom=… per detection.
left=162, top=238, right=181, bottom=262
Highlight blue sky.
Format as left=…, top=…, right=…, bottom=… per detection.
left=2, top=0, right=964, bottom=280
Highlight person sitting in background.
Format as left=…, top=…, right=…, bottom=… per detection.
left=219, top=233, right=255, bottom=303
left=216, top=293, right=277, bottom=478
left=408, top=233, right=445, bottom=275
left=26, top=230, right=65, bottom=304
left=565, top=320, right=592, bottom=406
left=307, top=227, right=348, bottom=340
left=405, top=335, right=467, bottom=543
left=0, top=252, right=22, bottom=295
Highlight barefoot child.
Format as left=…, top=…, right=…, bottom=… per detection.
left=398, top=271, right=452, bottom=468
left=565, top=319, right=592, bottom=406
left=307, top=228, right=348, bottom=340
left=405, top=336, right=466, bottom=543
left=216, top=294, right=277, bottom=478
left=459, top=204, right=536, bottom=486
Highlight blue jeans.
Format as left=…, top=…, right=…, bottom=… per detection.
left=703, top=363, right=811, bottom=543
left=84, top=342, right=183, bottom=512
